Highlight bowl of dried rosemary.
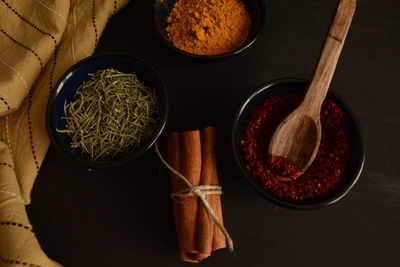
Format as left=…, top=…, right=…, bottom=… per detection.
left=46, top=54, right=168, bottom=168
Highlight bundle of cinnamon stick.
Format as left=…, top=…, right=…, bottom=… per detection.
left=165, top=127, right=227, bottom=263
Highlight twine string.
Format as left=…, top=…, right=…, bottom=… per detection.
left=155, top=142, right=234, bottom=251
left=171, top=185, right=222, bottom=198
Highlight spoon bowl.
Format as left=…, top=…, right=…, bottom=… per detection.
left=269, top=113, right=321, bottom=177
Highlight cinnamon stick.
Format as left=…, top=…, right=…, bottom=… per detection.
left=165, top=127, right=227, bottom=263
left=197, top=127, right=226, bottom=260
left=166, top=130, right=202, bottom=262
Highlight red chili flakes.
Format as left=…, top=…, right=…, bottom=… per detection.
left=269, top=155, right=303, bottom=181
left=240, top=93, right=350, bottom=202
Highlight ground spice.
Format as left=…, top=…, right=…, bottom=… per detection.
left=165, top=0, right=251, bottom=55
left=240, top=93, right=350, bottom=201
left=269, top=155, right=303, bottom=182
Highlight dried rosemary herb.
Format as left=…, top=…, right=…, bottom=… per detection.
left=57, top=68, right=159, bottom=160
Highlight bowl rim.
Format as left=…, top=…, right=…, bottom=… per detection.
left=231, top=78, right=365, bottom=210
left=46, top=53, right=169, bottom=169
left=152, top=0, right=265, bottom=59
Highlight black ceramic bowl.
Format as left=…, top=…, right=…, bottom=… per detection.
left=153, top=0, right=264, bottom=59
left=232, top=79, right=364, bottom=209
left=46, top=54, right=168, bottom=168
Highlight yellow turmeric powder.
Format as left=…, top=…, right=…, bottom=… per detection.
left=165, top=0, right=251, bottom=56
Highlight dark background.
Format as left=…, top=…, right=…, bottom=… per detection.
left=27, top=0, right=400, bottom=266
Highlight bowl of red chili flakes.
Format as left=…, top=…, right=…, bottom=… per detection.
left=232, top=79, right=365, bottom=209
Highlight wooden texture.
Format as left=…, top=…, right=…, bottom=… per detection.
left=269, top=0, right=356, bottom=176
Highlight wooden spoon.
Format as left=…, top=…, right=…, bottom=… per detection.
left=268, top=0, right=356, bottom=180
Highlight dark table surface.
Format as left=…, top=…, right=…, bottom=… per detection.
left=27, top=0, right=400, bottom=266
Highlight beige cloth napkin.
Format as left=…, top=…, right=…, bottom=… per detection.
left=0, top=0, right=129, bottom=266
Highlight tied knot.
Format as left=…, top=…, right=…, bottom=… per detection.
left=155, top=143, right=234, bottom=252
left=192, top=187, right=202, bottom=196
left=171, top=185, right=222, bottom=199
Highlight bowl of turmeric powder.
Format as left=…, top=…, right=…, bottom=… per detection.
left=154, top=0, right=264, bottom=58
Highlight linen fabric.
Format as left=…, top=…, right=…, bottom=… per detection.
left=0, top=0, right=129, bottom=266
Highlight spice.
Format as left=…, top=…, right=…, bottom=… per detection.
left=269, top=155, right=303, bottom=182
left=57, top=69, right=159, bottom=160
left=165, top=0, right=251, bottom=55
left=240, top=94, right=350, bottom=201
left=165, top=127, right=227, bottom=262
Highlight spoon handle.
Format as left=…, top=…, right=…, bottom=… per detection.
left=302, top=0, right=356, bottom=115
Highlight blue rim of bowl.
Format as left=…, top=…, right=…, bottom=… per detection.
left=152, top=0, right=265, bottom=59
left=46, top=53, right=169, bottom=168
left=232, top=78, right=365, bottom=209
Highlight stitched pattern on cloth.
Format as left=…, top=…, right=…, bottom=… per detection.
left=0, top=0, right=53, bottom=171
left=0, top=190, right=27, bottom=204
left=33, top=0, right=66, bottom=21
left=0, top=254, right=41, bottom=267
left=5, top=115, right=15, bottom=163
left=0, top=162, right=13, bottom=168
left=71, top=0, right=78, bottom=63
left=1, top=0, right=59, bottom=91
left=0, top=27, right=44, bottom=69
left=0, top=1, right=130, bottom=266
left=0, top=221, right=33, bottom=232
left=92, top=0, right=98, bottom=47
left=0, top=57, right=29, bottom=94
left=113, top=0, right=117, bottom=16
left=111, top=0, right=117, bottom=19
left=27, top=90, right=40, bottom=172
left=0, top=96, right=11, bottom=111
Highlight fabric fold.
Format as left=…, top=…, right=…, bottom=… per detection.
left=0, top=0, right=130, bottom=266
